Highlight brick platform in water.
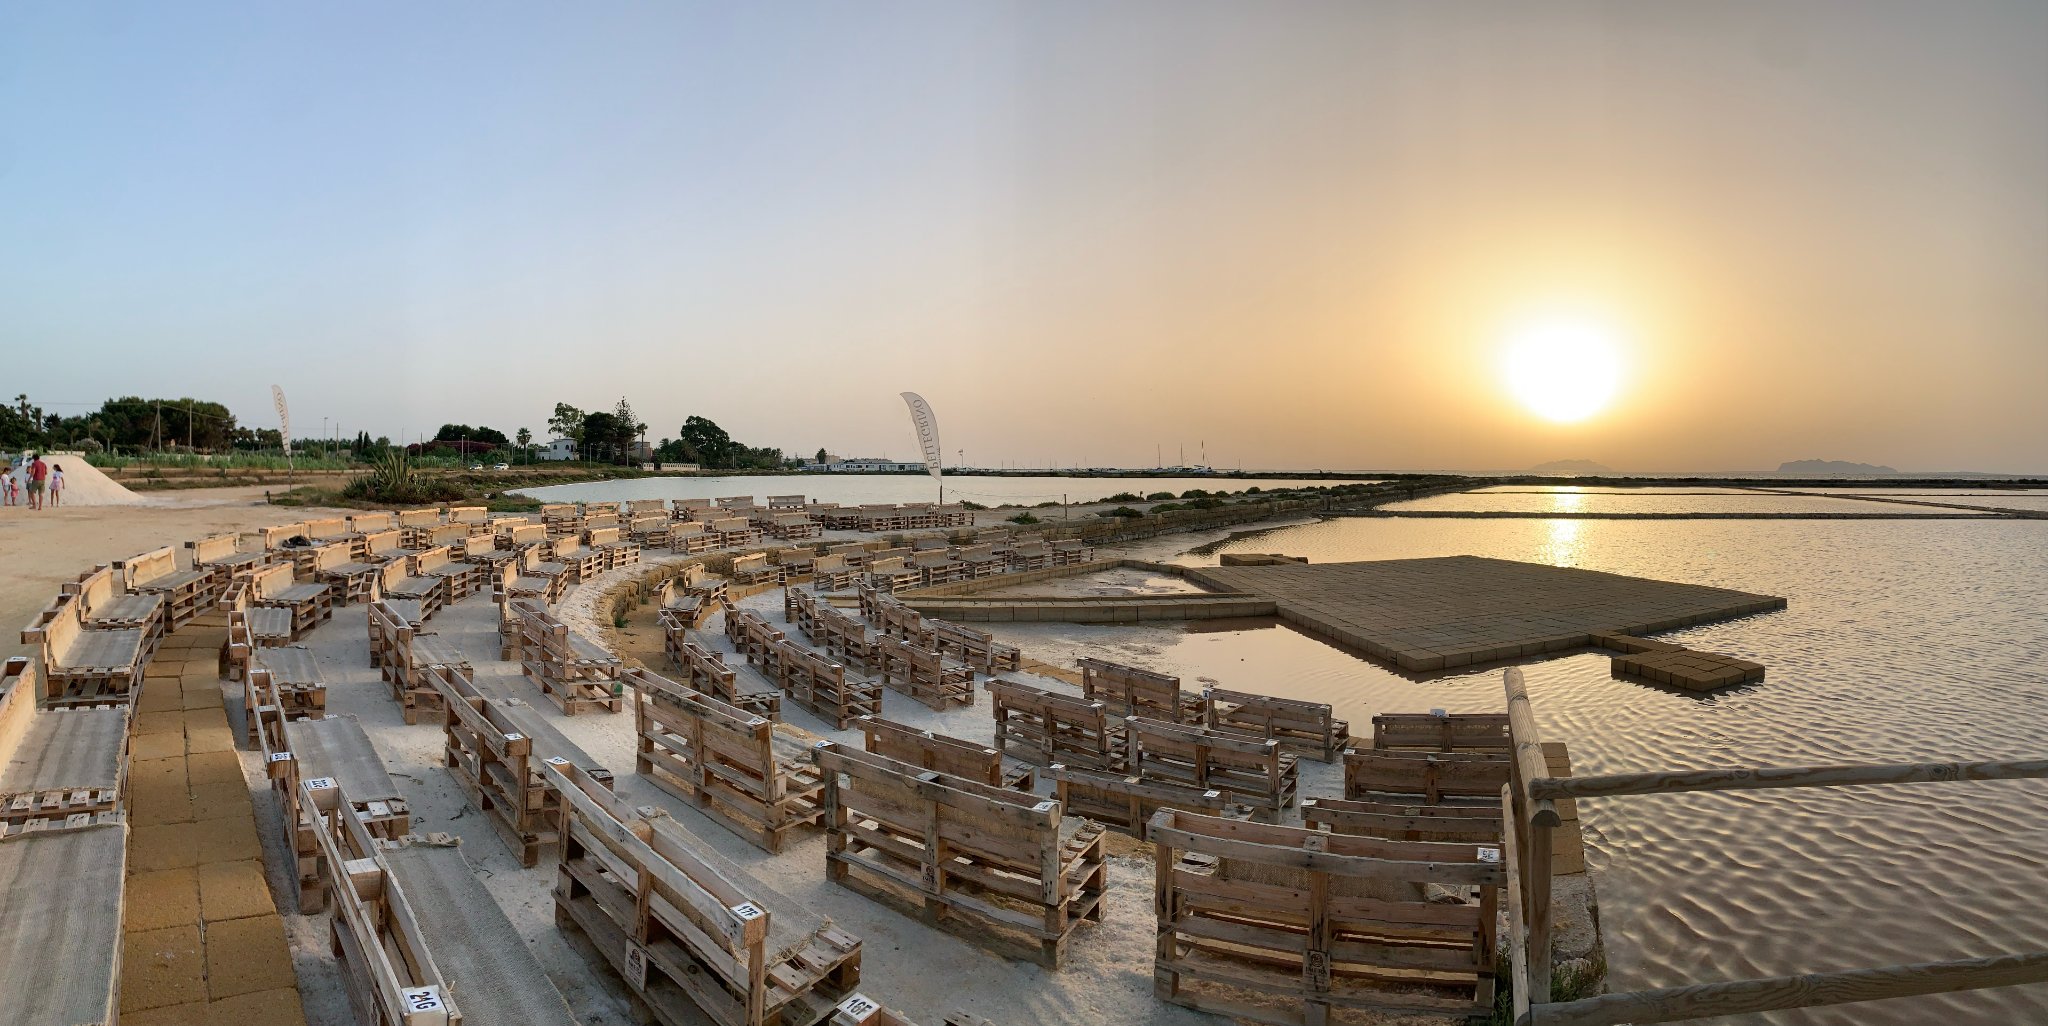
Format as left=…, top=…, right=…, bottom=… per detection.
left=1186, top=555, right=1784, bottom=673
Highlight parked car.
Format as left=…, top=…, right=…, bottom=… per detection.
left=468, top=464, right=483, bottom=471
left=492, top=462, right=509, bottom=471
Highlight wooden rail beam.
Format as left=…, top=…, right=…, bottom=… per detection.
left=1531, top=759, right=2048, bottom=801
left=1525, top=951, right=2048, bottom=1026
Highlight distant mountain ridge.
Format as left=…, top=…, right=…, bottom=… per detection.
left=1526, top=459, right=1613, bottom=475
left=1777, top=459, right=1898, bottom=475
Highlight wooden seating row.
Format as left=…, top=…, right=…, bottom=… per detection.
left=546, top=760, right=864, bottom=1026
left=430, top=666, right=614, bottom=866
left=628, top=667, right=824, bottom=853
left=512, top=598, right=624, bottom=715
left=815, top=741, right=1105, bottom=968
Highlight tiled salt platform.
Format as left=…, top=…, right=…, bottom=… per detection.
left=1186, top=555, right=1785, bottom=672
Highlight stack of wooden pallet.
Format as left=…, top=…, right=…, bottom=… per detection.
left=514, top=598, right=624, bottom=715
left=274, top=716, right=411, bottom=911
left=431, top=668, right=614, bottom=866
left=628, top=667, right=823, bottom=852
left=1128, top=717, right=1298, bottom=822
left=874, top=635, right=974, bottom=711
left=1149, top=809, right=1502, bottom=1024
left=548, top=760, right=865, bottom=1026
left=19, top=590, right=148, bottom=708
left=859, top=716, right=1035, bottom=791
left=984, top=678, right=1124, bottom=772
left=816, top=741, right=1106, bottom=968
left=775, top=640, right=882, bottom=729
left=669, top=634, right=781, bottom=719
left=118, top=544, right=214, bottom=632
left=244, top=645, right=327, bottom=743
left=1203, top=687, right=1349, bottom=763
left=1077, top=657, right=1204, bottom=723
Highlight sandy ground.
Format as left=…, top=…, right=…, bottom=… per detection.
left=9, top=489, right=1385, bottom=1026
left=0, top=485, right=346, bottom=664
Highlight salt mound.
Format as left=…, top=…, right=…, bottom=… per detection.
left=2, top=451, right=143, bottom=506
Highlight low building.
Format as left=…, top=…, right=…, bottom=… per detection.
left=813, top=457, right=925, bottom=473
left=538, top=438, right=577, bottom=461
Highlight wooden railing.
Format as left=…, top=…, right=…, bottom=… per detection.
left=1502, top=666, right=2048, bottom=1025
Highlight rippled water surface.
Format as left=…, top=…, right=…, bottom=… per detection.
left=1001, top=514, right=2048, bottom=1023
left=1385, top=489, right=1994, bottom=515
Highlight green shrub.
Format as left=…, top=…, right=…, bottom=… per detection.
left=1034, top=500, right=1060, bottom=508
left=1100, top=506, right=1144, bottom=518
left=1105, top=492, right=1141, bottom=503
left=1245, top=486, right=1262, bottom=494
left=1145, top=491, right=1175, bottom=501
left=959, top=500, right=987, bottom=511
left=1007, top=512, right=1040, bottom=525
left=1180, top=489, right=1210, bottom=499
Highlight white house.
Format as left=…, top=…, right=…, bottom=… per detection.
left=538, top=437, right=577, bottom=461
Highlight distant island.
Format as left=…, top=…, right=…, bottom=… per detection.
left=1777, top=459, right=1898, bottom=475
left=1526, top=459, right=1614, bottom=475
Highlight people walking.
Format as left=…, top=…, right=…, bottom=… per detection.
left=48, top=462, right=64, bottom=508
left=25, top=453, right=47, bottom=510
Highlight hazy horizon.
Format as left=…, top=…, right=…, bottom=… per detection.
left=4, top=2, right=2043, bottom=474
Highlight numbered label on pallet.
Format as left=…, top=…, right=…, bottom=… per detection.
left=836, top=993, right=882, bottom=1023
left=401, top=985, right=448, bottom=1025
left=305, top=777, right=337, bottom=791
left=268, top=752, right=292, bottom=763
left=624, top=942, right=650, bottom=991
left=1304, top=950, right=1331, bottom=989
left=545, top=756, right=569, bottom=766
left=730, top=901, right=765, bottom=921
left=504, top=732, right=526, bottom=742
left=1477, top=846, right=1501, bottom=864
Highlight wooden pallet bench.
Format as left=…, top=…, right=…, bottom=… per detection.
left=859, top=716, right=1035, bottom=791
left=816, top=741, right=1106, bottom=968
left=1342, top=748, right=1511, bottom=806
left=281, top=719, right=412, bottom=912
left=245, top=645, right=327, bottom=743
left=372, top=557, right=444, bottom=618
left=1128, top=717, right=1298, bottom=822
left=1007, top=541, right=1050, bottom=572
left=711, top=516, right=763, bottom=548
left=225, top=604, right=294, bottom=683
left=1078, top=657, right=1204, bottom=723
left=875, top=636, right=974, bottom=711
left=816, top=606, right=881, bottom=674
left=810, top=553, right=856, bottom=591
left=515, top=598, right=625, bottom=715
left=447, top=504, right=489, bottom=526
left=730, top=552, right=783, bottom=588
left=863, top=557, right=924, bottom=594
left=360, top=527, right=423, bottom=570
left=248, top=560, right=335, bottom=639
left=1203, top=688, right=1350, bottom=763
left=304, top=777, right=578, bottom=1026
left=1049, top=539, right=1094, bottom=566
left=867, top=593, right=931, bottom=643
left=1300, top=796, right=1502, bottom=845
left=397, top=507, right=444, bottom=546
left=954, top=544, right=1006, bottom=579
left=1149, top=809, right=1502, bottom=1025
left=63, top=563, right=164, bottom=642
left=929, top=620, right=1021, bottom=673
left=774, top=547, right=816, bottom=581
left=725, top=607, right=785, bottom=671
left=775, top=640, right=882, bottom=730
left=667, top=521, right=718, bottom=555
left=1370, top=712, right=1512, bottom=754
left=784, top=585, right=821, bottom=640
left=300, top=515, right=366, bottom=561
left=585, top=525, right=644, bottom=569
left=20, top=595, right=147, bottom=708
left=552, top=534, right=605, bottom=581
left=985, top=678, right=1125, bottom=772
left=547, top=760, right=864, bottom=1026
left=0, top=702, right=128, bottom=825
left=628, top=667, right=823, bottom=852
left=418, top=541, right=485, bottom=601
left=669, top=634, right=781, bottom=719
left=117, top=544, right=212, bottom=631
left=496, top=547, right=564, bottom=606
left=624, top=498, right=669, bottom=516
left=384, top=623, right=471, bottom=726
left=1048, top=764, right=1239, bottom=837
left=316, top=543, right=387, bottom=606
left=0, top=809, right=126, bottom=1025
left=629, top=512, right=673, bottom=548
left=187, top=532, right=276, bottom=598
left=430, top=666, right=614, bottom=866
left=769, top=511, right=822, bottom=540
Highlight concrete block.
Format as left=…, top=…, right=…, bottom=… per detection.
left=120, top=925, right=206, bottom=1012
left=203, top=914, right=296, bottom=999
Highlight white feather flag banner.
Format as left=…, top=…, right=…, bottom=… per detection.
left=271, top=385, right=293, bottom=456
left=899, top=392, right=943, bottom=482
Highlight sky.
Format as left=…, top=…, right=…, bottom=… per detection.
left=2, top=2, right=2043, bottom=474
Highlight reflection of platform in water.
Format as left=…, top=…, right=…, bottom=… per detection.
left=1187, top=555, right=1785, bottom=672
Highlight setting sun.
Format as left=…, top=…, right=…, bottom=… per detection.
left=1501, top=317, right=1626, bottom=423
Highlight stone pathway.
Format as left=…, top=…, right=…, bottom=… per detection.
left=119, top=617, right=307, bottom=1025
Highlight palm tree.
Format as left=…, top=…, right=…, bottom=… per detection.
left=515, top=427, right=532, bottom=464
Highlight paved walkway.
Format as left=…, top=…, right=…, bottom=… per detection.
left=120, top=617, right=307, bottom=1025
left=1188, top=555, right=1785, bottom=672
